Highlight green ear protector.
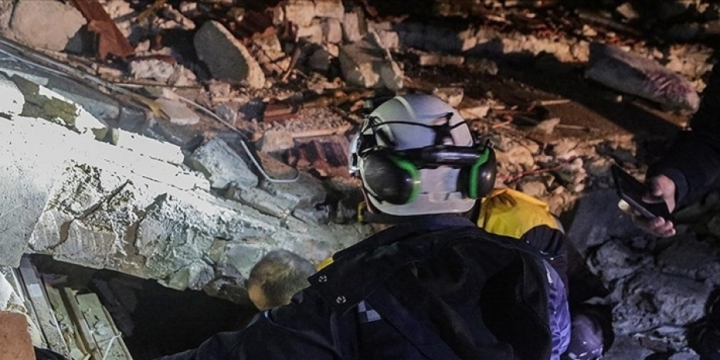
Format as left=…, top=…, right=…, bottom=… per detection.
left=357, top=117, right=497, bottom=205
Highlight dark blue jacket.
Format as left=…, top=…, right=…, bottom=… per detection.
left=156, top=216, right=562, bottom=360
left=651, top=61, right=720, bottom=207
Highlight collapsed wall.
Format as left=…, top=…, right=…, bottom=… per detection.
left=0, top=72, right=371, bottom=303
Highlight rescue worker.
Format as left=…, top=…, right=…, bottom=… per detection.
left=156, top=94, right=570, bottom=360
left=633, top=62, right=720, bottom=359
left=246, top=249, right=316, bottom=311
left=634, top=62, right=720, bottom=237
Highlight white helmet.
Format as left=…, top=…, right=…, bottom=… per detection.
left=349, top=94, right=496, bottom=216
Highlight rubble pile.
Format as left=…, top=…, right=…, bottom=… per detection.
left=0, top=0, right=717, bottom=358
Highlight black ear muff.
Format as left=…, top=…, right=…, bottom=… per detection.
left=361, top=152, right=420, bottom=205
left=460, top=148, right=497, bottom=199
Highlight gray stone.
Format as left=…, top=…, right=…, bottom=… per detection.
left=338, top=32, right=403, bottom=90
left=162, top=261, right=214, bottom=291
left=566, top=190, right=643, bottom=254
left=308, top=47, right=332, bottom=72
left=188, top=138, right=259, bottom=190
left=194, top=21, right=265, bottom=88
left=602, top=335, right=654, bottom=360
left=613, top=271, right=711, bottom=334
left=225, top=183, right=293, bottom=218
left=656, top=235, right=720, bottom=282
left=6, top=0, right=86, bottom=52
left=156, top=98, right=201, bottom=125
left=588, top=240, right=646, bottom=283
left=260, top=171, right=327, bottom=210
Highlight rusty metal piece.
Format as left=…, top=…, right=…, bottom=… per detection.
left=234, top=10, right=276, bottom=40
left=68, top=0, right=135, bottom=60
left=263, top=102, right=301, bottom=122
left=287, top=136, right=351, bottom=178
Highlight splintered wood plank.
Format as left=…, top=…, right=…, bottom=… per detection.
left=61, top=288, right=104, bottom=360
left=76, top=293, right=132, bottom=360
left=17, top=257, right=67, bottom=352
left=0, top=311, right=35, bottom=360
left=44, top=286, right=87, bottom=359
left=67, top=0, right=135, bottom=59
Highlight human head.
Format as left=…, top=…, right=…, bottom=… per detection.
left=246, top=250, right=316, bottom=311
left=349, top=93, right=497, bottom=217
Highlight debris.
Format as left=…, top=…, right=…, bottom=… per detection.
left=194, top=20, right=265, bottom=88
left=259, top=129, right=296, bottom=153
left=314, top=0, right=345, bottom=19
left=342, top=9, right=367, bottom=43
left=187, top=137, right=259, bottom=189
left=339, top=32, right=404, bottom=90
left=534, top=117, right=561, bottom=134
left=585, top=43, right=700, bottom=112
left=10, top=74, right=108, bottom=139
left=432, top=87, right=464, bottom=108
left=68, top=0, right=135, bottom=59
left=284, top=0, right=316, bottom=27
left=5, top=0, right=86, bottom=53
left=154, top=98, right=199, bottom=125
left=17, top=257, right=67, bottom=354
left=108, top=128, right=185, bottom=165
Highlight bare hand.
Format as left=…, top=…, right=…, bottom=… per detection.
left=632, top=175, right=677, bottom=237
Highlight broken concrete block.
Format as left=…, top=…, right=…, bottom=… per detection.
left=339, top=32, right=404, bottom=90
left=458, top=101, right=490, bottom=119
left=225, top=183, right=293, bottom=218
left=374, top=30, right=400, bottom=50
left=5, top=0, right=86, bottom=52
left=108, top=128, right=185, bottom=165
left=314, top=0, right=344, bottom=19
left=432, top=87, right=464, bottom=108
left=187, top=138, right=259, bottom=190
left=342, top=10, right=365, bottom=43
left=586, top=43, right=700, bottom=111
left=0, top=118, right=69, bottom=267
left=194, top=21, right=265, bottom=88
left=0, top=73, right=24, bottom=117
left=253, top=35, right=291, bottom=75
left=130, top=59, right=176, bottom=82
left=260, top=171, right=327, bottom=210
left=162, top=261, right=214, bottom=291
left=322, top=18, right=343, bottom=44
left=259, top=129, right=295, bottom=153
left=283, top=0, right=315, bottom=27
left=297, top=21, right=324, bottom=44
left=10, top=75, right=108, bottom=139
left=155, top=98, right=201, bottom=125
